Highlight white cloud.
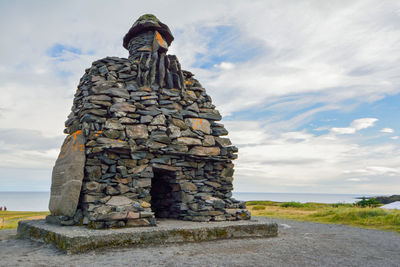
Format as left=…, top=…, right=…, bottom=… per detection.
left=381, top=128, right=394, bottom=133
left=347, top=178, right=369, bottom=182
left=192, top=1, right=400, bottom=117
left=331, top=127, right=357, bottom=135
left=391, top=136, right=399, bottom=140
left=343, top=166, right=400, bottom=177
left=0, top=129, right=63, bottom=169
left=351, top=118, right=378, bottom=130
left=214, top=62, right=235, bottom=70
left=330, top=118, right=378, bottom=135
left=367, top=166, right=400, bottom=176
left=0, top=0, right=400, bottom=194
left=226, top=120, right=400, bottom=194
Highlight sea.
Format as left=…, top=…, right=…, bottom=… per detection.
left=0, top=191, right=383, bottom=211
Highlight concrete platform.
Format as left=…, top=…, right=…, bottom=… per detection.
left=17, top=218, right=278, bottom=254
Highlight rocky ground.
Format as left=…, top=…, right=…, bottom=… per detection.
left=1, top=217, right=399, bottom=266
left=375, top=195, right=400, bottom=204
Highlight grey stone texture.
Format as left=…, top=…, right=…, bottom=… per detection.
left=49, top=130, right=86, bottom=217
left=17, top=218, right=277, bottom=253
left=48, top=14, right=250, bottom=229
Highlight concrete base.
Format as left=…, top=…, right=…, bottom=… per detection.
left=17, top=217, right=278, bottom=254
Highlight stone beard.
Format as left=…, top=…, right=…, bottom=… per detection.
left=47, top=14, right=250, bottom=228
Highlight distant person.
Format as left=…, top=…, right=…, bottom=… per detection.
left=0, top=206, right=2, bottom=211
left=4, top=206, right=6, bottom=211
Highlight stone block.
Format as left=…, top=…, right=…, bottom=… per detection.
left=181, top=182, right=197, bottom=193
left=185, top=118, right=211, bottom=134
left=136, top=178, right=152, bottom=187
left=150, top=114, right=166, bottom=125
left=110, top=102, right=136, bottom=113
left=103, top=87, right=130, bottom=99
left=83, top=181, right=100, bottom=192
left=215, top=137, right=232, bottom=147
left=189, top=146, right=220, bottom=156
left=127, top=211, right=140, bottom=219
left=49, top=131, right=86, bottom=217
left=141, top=201, right=151, bottom=208
left=97, top=137, right=130, bottom=149
left=126, top=124, right=148, bottom=139
left=171, top=118, right=188, bottom=130
left=18, top=218, right=278, bottom=253
left=85, top=166, right=101, bottom=181
left=177, top=137, right=202, bottom=145
left=202, top=135, right=215, bottom=146
left=97, top=212, right=128, bottom=221
left=126, top=218, right=151, bottom=227
left=106, top=196, right=133, bottom=206
left=105, top=118, right=124, bottom=130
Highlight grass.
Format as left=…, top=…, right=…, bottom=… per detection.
left=0, top=211, right=50, bottom=230
left=2, top=202, right=399, bottom=233
left=247, top=201, right=400, bottom=233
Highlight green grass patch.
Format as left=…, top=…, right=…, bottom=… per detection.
left=0, top=211, right=50, bottom=230
left=330, top=203, right=354, bottom=208
left=252, top=205, right=266, bottom=211
left=355, top=197, right=381, bottom=207
left=246, top=201, right=277, bottom=206
left=247, top=201, right=400, bottom=233
left=280, top=201, right=308, bottom=208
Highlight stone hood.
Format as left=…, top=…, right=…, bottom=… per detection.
left=123, top=14, right=174, bottom=49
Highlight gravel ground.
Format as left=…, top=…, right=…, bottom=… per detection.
left=1, top=218, right=399, bottom=267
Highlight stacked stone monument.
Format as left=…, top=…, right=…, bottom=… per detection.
left=47, top=14, right=250, bottom=229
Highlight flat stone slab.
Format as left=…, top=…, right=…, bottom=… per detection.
left=49, top=130, right=85, bottom=217
left=17, top=218, right=278, bottom=254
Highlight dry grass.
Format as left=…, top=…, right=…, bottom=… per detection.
left=0, top=211, right=49, bottom=230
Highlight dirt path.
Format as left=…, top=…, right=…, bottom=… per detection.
left=1, top=217, right=399, bottom=266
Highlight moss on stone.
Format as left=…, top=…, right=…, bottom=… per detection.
left=172, top=229, right=195, bottom=241
left=137, top=14, right=160, bottom=23
left=215, top=228, right=228, bottom=238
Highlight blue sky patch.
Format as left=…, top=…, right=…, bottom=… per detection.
left=225, top=92, right=400, bottom=142
left=311, top=93, right=400, bottom=132
left=193, top=25, right=266, bottom=69
left=46, top=43, right=83, bottom=58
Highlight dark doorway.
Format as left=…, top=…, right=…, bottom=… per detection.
left=150, top=168, right=181, bottom=218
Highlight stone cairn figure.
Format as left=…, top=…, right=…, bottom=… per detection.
left=47, top=14, right=250, bottom=229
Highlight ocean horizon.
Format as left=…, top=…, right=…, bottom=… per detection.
left=0, top=191, right=386, bottom=212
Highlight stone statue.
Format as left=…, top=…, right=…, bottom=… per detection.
left=47, top=14, right=250, bottom=228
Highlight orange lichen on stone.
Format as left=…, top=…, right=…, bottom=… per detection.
left=137, top=46, right=152, bottom=52
left=73, top=142, right=84, bottom=152
left=155, top=31, right=165, bottom=46
left=192, top=119, right=203, bottom=130
left=72, top=130, right=82, bottom=142
left=59, top=130, right=85, bottom=158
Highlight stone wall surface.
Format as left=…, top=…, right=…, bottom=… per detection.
left=48, top=14, right=250, bottom=229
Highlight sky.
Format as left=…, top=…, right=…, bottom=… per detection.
left=0, top=0, right=399, bottom=194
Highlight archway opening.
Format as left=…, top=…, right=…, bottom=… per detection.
left=150, top=168, right=181, bottom=218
